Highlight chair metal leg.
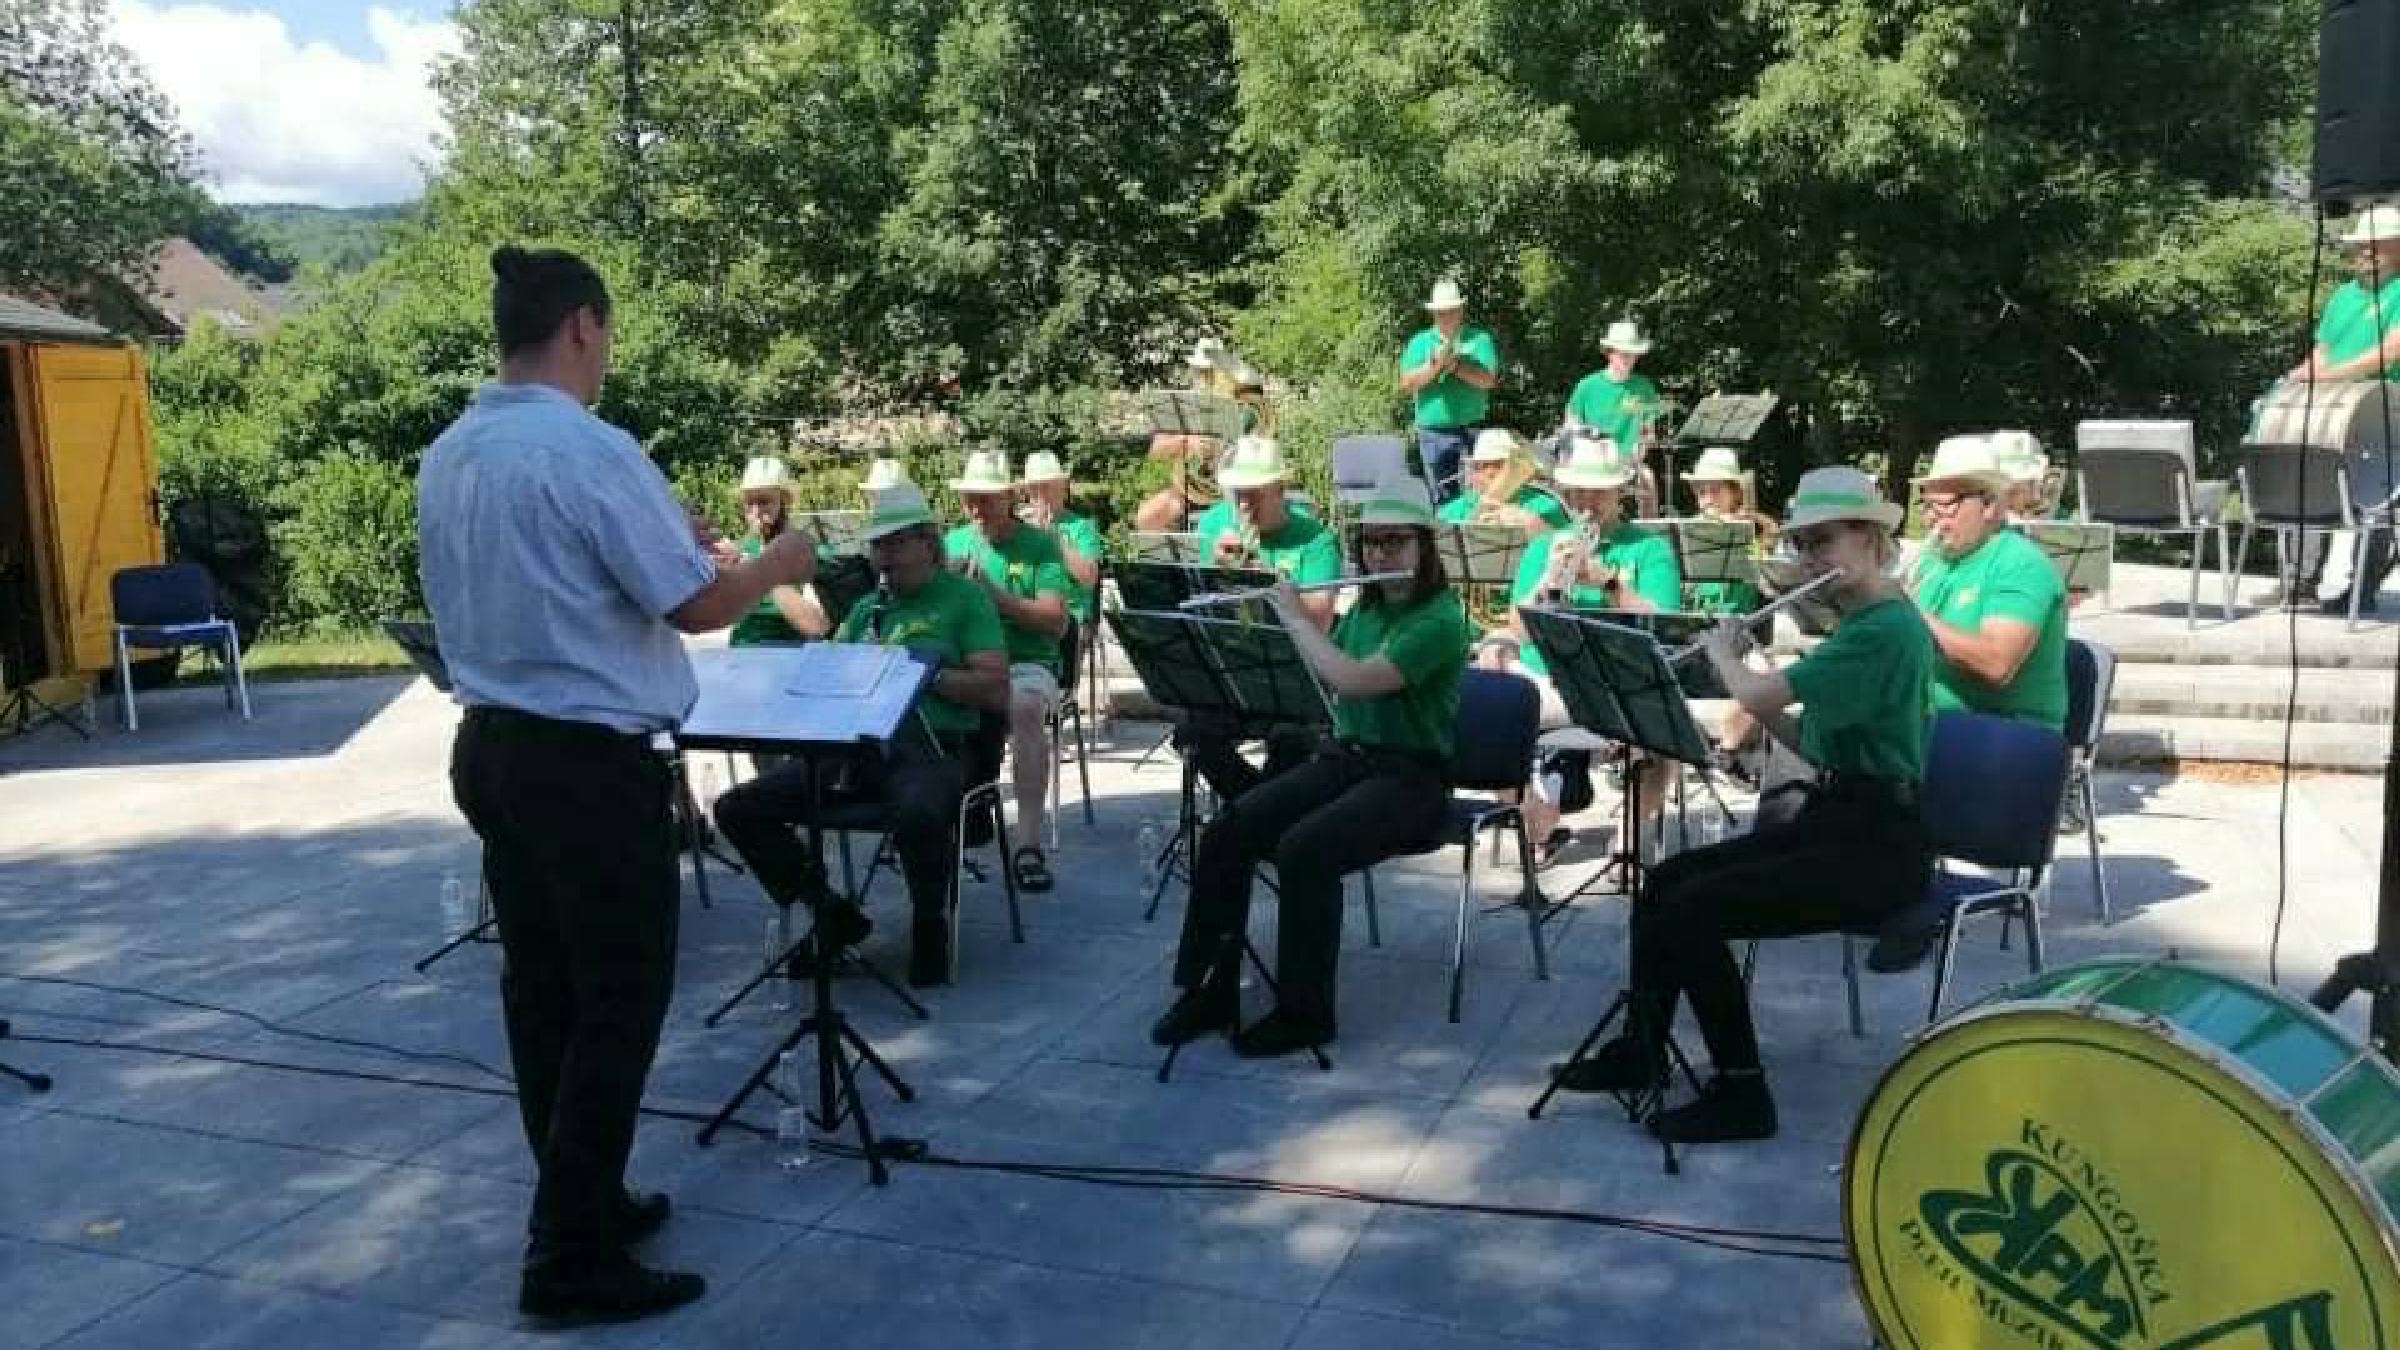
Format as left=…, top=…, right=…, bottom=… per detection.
left=1927, top=919, right=1965, bottom=1025
left=1047, top=715, right=1062, bottom=852
left=1842, top=936, right=1865, bottom=1039
left=2232, top=520, right=2256, bottom=610
left=2216, top=522, right=2237, bottom=620
left=1448, top=844, right=1476, bottom=1023
left=114, top=631, right=135, bottom=731
left=2023, top=895, right=2048, bottom=978
left=1073, top=704, right=1095, bottom=826
left=1513, top=816, right=1549, bottom=982
left=2185, top=534, right=2203, bottom=630
left=1360, top=868, right=1382, bottom=948
left=2085, top=774, right=2109, bottom=923
left=1740, top=940, right=1758, bottom=987
left=2349, top=527, right=2374, bottom=633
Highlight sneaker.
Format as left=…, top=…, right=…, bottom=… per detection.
left=1649, top=1072, right=1778, bottom=1144
left=1550, top=1034, right=1656, bottom=1094
left=519, top=1251, right=705, bottom=1325
left=1229, top=1006, right=1335, bottom=1058
left=1149, top=984, right=1239, bottom=1046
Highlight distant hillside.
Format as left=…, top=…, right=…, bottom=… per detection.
left=235, top=203, right=416, bottom=275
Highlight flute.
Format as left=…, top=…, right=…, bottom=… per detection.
left=1665, top=570, right=1843, bottom=665
left=1178, top=572, right=1414, bottom=610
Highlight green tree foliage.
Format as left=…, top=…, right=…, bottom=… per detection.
left=0, top=0, right=200, bottom=292
left=232, top=204, right=414, bottom=276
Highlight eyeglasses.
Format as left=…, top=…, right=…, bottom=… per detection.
left=1358, top=531, right=1417, bottom=552
left=1788, top=528, right=1838, bottom=552
left=1919, top=492, right=1986, bottom=516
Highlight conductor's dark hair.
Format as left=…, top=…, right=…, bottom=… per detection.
left=490, top=246, right=611, bottom=355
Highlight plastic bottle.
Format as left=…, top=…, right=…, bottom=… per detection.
left=439, top=873, right=471, bottom=936
left=773, top=1050, right=811, bottom=1171
left=1136, top=818, right=1165, bottom=891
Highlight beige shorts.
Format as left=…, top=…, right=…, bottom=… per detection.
left=1009, top=662, right=1061, bottom=710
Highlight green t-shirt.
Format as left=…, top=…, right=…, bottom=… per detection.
left=1506, top=523, right=1681, bottom=676
left=943, top=522, right=1073, bottom=674
left=1784, top=596, right=1935, bottom=784
left=1400, top=325, right=1500, bottom=429
left=835, top=570, right=1005, bottom=734
left=1911, top=527, right=2069, bottom=729
left=1051, top=510, right=1105, bottom=622
left=2316, top=275, right=2400, bottom=377
left=1436, top=484, right=1572, bottom=529
left=1190, top=500, right=1343, bottom=583
left=728, top=532, right=813, bottom=647
left=1332, top=589, right=1469, bottom=758
left=1564, top=369, right=1662, bottom=454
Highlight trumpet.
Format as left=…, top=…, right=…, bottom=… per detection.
left=1179, top=572, right=1413, bottom=611
left=1535, top=520, right=1606, bottom=603
left=1663, top=571, right=1843, bottom=666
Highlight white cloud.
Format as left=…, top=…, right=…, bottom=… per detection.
left=110, top=3, right=460, bottom=207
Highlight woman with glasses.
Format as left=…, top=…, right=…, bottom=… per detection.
left=1151, top=475, right=1467, bottom=1059
left=1552, top=466, right=1935, bottom=1144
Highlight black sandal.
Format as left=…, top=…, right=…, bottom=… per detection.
left=1533, top=828, right=1574, bottom=869
left=1012, top=846, right=1054, bottom=893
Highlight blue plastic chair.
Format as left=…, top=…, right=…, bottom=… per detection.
left=1361, top=667, right=1551, bottom=1022
left=110, top=563, right=249, bottom=731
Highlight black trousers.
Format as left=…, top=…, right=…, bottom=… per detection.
left=1625, top=783, right=1931, bottom=1073
left=712, top=728, right=965, bottom=927
left=1172, top=748, right=1447, bottom=1022
left=450, top=707, right=680, bottom=1262
left=1173, top=712, right=1316, bottom=803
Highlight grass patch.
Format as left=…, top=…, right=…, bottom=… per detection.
left=171, top=629, right=413, bottom=685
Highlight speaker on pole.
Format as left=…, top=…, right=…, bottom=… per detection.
left=2315, top=0, right=2400, bottom=204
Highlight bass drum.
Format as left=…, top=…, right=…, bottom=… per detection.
left=1845, top=956, right=2400, bottom=1350
left=2247, top=380, right=2399, bottom=507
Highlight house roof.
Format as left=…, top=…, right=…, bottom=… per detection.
left=144, top=237, right=276, bottom=336
left=0, top=294, right=118, bottom=346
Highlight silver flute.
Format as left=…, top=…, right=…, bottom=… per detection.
left=1178, top=572, right=1414, bottom=610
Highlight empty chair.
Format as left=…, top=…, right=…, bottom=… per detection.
left=110, top=562, right=250, bottom=731
left=1330, top=435, right=1412, bottom=516
left=2074, top=419, right=2233, bottom=626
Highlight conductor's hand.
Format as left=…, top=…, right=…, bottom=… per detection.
left=758, top=531, right=818, bottom=586
left=1700, top=616, right=1751, bottom=664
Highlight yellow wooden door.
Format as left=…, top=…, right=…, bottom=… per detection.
left=26, top=343, right=163, bottom=672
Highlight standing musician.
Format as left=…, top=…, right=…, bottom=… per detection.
left=1177, top=435, right=1343, bottom=800
left=1017, top=451, right=1103, bottom=626
left=1564, top=320, right=1662, bottom=477
left=725, top=456, right=831, bottom=646
left=1478, top=435, right=1680, bottom=865
left=1152, top=474, right=1467, bottom=1058
left=713, top=484, right=1009, bottom=987
left=1399, top=281, right=1501, bottom=503
left=1437, top=429, right=1570, bottom=532
left=1553, top=466, right=1936, bottom=1144
left=1133, top=338, right=1268, bottom=533
left=1910, top=435, right=2068, bottom=730
left=422, top=246, right=819, bottom=1321
left=945, top=451, right=1074, bottom=892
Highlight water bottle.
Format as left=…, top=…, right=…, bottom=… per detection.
left=773, top=1050, right=812, bottom=1172
left=1136, top=818, right=1165, bottom=892
left=697, top=758, right=723, bottom=806
left=765, top=907, right=794, bottom=1012
left=439, top=873, right=472, bottom=936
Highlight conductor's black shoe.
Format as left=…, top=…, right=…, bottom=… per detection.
left=1648, top=1073, right=1778, bottom=1144
left=1550, top=1034, right=1656, bottom=1094
left=615, top=1188, right=671, bottom=1245
left=1229, top=1006, right=1334, bottom=1059
left=907, top=920, right=952, bottom=988
left=1149, top=985, right=1238, bottom=1046
left=1866, top=901, right=1948, bottom=974
left=805, top=899, right=873, bottom=954
left=519, top=1252, right=705, bottom=1325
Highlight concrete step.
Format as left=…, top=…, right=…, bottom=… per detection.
left=2110, top=661, right=2395, bottom=727
left=2100, top=713, right=2390, bottom=772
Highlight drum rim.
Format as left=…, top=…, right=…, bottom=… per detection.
left=1844, top=956, right=2400, bottom=1346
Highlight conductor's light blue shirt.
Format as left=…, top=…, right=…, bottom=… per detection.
left=417, top=382, right=716, bottom=733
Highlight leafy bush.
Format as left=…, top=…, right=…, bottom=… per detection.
left=277, top=453, right=420, bottom=631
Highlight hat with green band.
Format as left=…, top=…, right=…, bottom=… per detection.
left=1356, top=473, right=1436, bottom=526
left=861, top=484, right=937, bottom=541
left=949, top=448, right=1014, bottom=495
left=1783, top=465, right=1904, bottom=532
left=1552, top=433, right=1636, bottom=490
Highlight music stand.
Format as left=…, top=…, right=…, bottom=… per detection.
left=2017, top=520, right=2114, bottom=594
left=1139, top=389, right=1246, bottom=443
left=377, top=619, right=504, bottom=972
left=1435, top=522, right=1531, bottom=591
left=1111, top=559, right=1273, bottom=613
left=1517, top=608, right=1712, bottom=1174
left=1636, top=518, right=1757, bottom=588
left=680, top=642, right=934, bottom=1184
left=0, top=557, right=87, bottom=741
left=791, top=510, right=866, bottom=555
left=1670, top=393, right=1779, bottom=447
left=1126, top=532, right=1206, bottom=566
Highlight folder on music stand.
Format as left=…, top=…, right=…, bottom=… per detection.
left=1636, top=518, right=1756, bottom=586
left=1110, top=559, right=1276, bottom=614
left=2017, top=521, right=2114, bottom=593
left=1125, top=532, right=1208, bottom=566
left=1670, top=393, right=1779, bottom=447
left=1139, top=390, right=1246, bottom=442
left=1522, top=608, right=1712, bottom=769
left=1435, top=522, right=1533, bottom=591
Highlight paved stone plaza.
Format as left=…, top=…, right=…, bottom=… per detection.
left=0, top=670, right=2382, bottom=1349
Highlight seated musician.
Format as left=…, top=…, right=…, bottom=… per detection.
left=1437, top=429, right=1570, bottom=533
left=1017, top=451, right=1103, bottom=626
left=1554, top=466, right=1935, bottom=1143
left=2268, top=209, right=2400, bottom=612
left=1476, top=435, right=1679, bottom=865
left=945, top=451, right=1075, bottom=893
left=712, top=485, right=1009, bottom=986
left=1910, top=436, right=2068, bottom=730
left=724, top=456, right=831, bottom=646
left=1134, top=338, right=1245, bottom=533
left=1152, top=474, right=1466, bottom=1057
left=1988, top=431, right=2058, bottom=524
left=1681, top=446, right=1774, bottom=770
left=1175, top=436, right=1343, bottom=801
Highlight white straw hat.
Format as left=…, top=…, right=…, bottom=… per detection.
left=1423, top=280, right=1466, bottom=312
left=861, top=484, right=937, bottom=541
left=1600, top=319, right=1653, bottom=356
left=1552, top=434, right=1636, bottom=490
left=1019, top=451, right=1070, bottom=485
left=737, top=456, right=796, bottom=496
left=1987, top=430, right=2048, bottom=484
left=1467, top=429, right=1521, bottom=464
left=1184, top=336, right=1230, bottom=370
left=2342, top=205, right=2400, bottom=246
left=1357, top=473, right=1436, bottom=526
left=949, top=449, right=1014, bottom=495
left=1913, top=435, right=2011, bottom=495
left=1682, top=446, right=1744, bottom=483
left=860, top=457, right=912, bottom=492
left=1784, top=466, right=1904, bottom=532
left=1217, top=435, right=1291, bottom=489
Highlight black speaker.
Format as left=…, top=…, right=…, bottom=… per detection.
left=2316, top=0, right=2400, bottom=204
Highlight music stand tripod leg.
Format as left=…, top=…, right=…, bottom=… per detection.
left=0, top=1020, right=52, bottom=1092
left=412, top=916, right=498, bottom=974
left=1144, top=756, right=1199, bottom=922
left=1157, top=929, right=1333, bottom=1082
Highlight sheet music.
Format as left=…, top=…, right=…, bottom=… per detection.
left=680, top=643, right=925, bottom=749
left=2017, top=521, right=2114, bottom=592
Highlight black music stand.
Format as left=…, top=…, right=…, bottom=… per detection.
left=1518, top=608, right=1713, bottom=1174
left=0, top=558, right=87, bottom=741
left=1669, top=393, right=1779, bottom=447
left=1104, top=607, right=1335, bottom=1080
left=1139, top=389, right=1246, bottom=443
left=379, top=620, right=503, bottom=973
left=1637, top=518, right=1756, bottom=589
left=1125, top=532, right=1207, bottom=566
left=681, top=643, right=934, bottom=1184
left=1434, top=522, right=1532, bottom=592
left=2017, top=521, right=2114, bottom=594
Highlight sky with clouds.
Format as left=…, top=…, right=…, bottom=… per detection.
left=107, top=2, right=460, bottom=208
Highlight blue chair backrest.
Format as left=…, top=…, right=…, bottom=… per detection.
left=1451, top=668, right=1541, bottom=793
left=2064, top=638, right=2113, bottom=752
left=1919, top=711, right=2070, bottom=873
left=111, top=563, right=217, bottom=629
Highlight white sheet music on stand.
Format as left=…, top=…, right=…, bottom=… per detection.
left=681, top=643, right=925, bottom=749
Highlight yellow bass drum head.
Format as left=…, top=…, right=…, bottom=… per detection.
left=1845, top=957, right=2400, bottom=1350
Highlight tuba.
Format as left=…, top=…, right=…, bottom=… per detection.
left=1470, top=438, right=1543, bottom=529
